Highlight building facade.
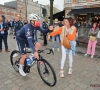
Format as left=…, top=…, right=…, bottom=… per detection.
left=25, top=0, right=60, bottom=22
left=64, top=0, right=100, bottom=23
left=1, top=0, right=60, bottom=21
left=17, top=0, right=26, bottom=20
left=64, top=0, right=100, bottom=17
left=0, top=4, right=17, bottom=20
left=4, top=0, right=26, bottom=21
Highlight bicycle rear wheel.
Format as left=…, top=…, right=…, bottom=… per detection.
left=37, top=59, right=57, bottom=86
left=10, top=50, right=21, bottom=72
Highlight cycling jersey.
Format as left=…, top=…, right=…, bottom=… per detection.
left=16, top=23, right=49, bottom=53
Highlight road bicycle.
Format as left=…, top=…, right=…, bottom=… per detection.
left=10, top=48, right=57, bottom=86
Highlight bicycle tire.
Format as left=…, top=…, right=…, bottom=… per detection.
left=37, top=59, right=57, bottom=86
left=10, top=50, right=20, bottom=72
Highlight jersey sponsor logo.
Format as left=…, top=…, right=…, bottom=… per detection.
left=26, top=30, right=32, bottom=38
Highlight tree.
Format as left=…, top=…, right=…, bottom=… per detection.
left=50, top=0, right=54, bottom=25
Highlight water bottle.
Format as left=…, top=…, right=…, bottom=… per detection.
left=29, top=54, right=34, bottom=62
left=26, top=58, right=31, bottom=66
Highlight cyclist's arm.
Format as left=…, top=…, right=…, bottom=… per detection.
left=35, top=26, right=50, bottom=34
left=25, top=28, right=36, bottom=53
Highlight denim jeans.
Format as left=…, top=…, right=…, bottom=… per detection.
left=52, top=35, right=60, bottom=48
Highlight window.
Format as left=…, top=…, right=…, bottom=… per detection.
left=65, top=0, right=72, bottom=3
left=78, top=0, right=86, bottom=2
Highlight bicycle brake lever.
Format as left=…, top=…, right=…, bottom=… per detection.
left=47, top=49, right=54, bottom=55
left=38, top=50, right=44, bottom=53
left=51, top=49, right=54, bottom=55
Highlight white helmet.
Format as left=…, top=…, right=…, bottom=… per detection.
left=33, top=14, right=40, bottom=20
left=28, top=13, right=40, bottom=21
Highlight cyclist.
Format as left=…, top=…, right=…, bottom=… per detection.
left=16, top=13, right=50, bottom=76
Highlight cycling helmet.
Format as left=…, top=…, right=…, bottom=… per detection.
left=33, top=13, right=40, bottom=20
left=28, top=14, right=38, bottom=21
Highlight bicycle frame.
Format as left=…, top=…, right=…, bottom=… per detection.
left=24, top=48, right=54, bottom=71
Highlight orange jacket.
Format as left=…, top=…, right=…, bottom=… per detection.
left=50, top=26, right=76, bottom=41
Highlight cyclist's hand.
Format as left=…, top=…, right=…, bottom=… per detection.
left=34, top=52, right=39, bottom=59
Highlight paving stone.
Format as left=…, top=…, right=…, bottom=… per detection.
left=11, top=86, right=19, bottom=90
left=0, top=84, right=4, bottom=89
left=69, top=79, right=76, bottom=84
left=4, top=80, right=12, bottom=85
left=68, top=84, right=76, bottom=90
left=0, top=87, right=10, bottom=90
left=74, top=86, right=82, bottom=90
left=0, top=35, right=100, bottom=90
left=7, top=83, right=16, bottom=88
left=79, top=84, right=88, bottom=89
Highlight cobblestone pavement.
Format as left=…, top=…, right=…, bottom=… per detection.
left=0, top=34, right=100, bottom=90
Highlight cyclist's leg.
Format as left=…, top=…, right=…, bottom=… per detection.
left=17, top=40, right=27, bottom=76
left=19, top=54, right=27, bottom=65
left=33, top=40, right=41, bottom=51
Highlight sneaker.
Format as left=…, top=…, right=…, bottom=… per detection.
left=26, top=48, right=31, bottom=51
left=91, top=55, right=94, bottom=58
left=13, top=53, right=18, bottom=57
left=60, top=70, right=64, bottom=78
left=19, top=68, right=26, bottom=76
left=57, top=48, right=60, bottom=52
left=52, top=48, right=54, bottom=52
left=84, top=53, right=88, bottom=56
left=68, top=68, right=73, bottom=75
left=28, top=48, right=31, bottom=51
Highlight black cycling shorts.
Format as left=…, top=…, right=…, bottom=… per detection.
left=17, top=40, right=37, bottom=55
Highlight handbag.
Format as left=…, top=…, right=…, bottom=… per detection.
left=89, top=36, right=96, bottom=42
left=63, top=27, right=71, bottom=49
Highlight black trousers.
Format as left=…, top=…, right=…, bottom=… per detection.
left=43, top=34, right=47, bottom=45
left=0, top=34, right=8, bottom=50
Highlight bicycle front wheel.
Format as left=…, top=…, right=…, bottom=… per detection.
left=10, top=50, right=20, bottom=72
left=37, top=59, right=57, bottom=86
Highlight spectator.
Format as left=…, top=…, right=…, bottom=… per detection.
left=23, top=20, right=28, bottom=25
left=84, top=22, right=99, bottom=58
left=59, top=21, right=64, bottom=27
left=0, top=15, right=10, bottom=52
left=13, top=15, right=23, bottom=57
left=52, top=18, right=60, bottom=52
left=5, top=19, right=11, bottom=30
left=42, top=19, right=48, bottom=46
left=9, top=19, right=15, bottom=35
left=14, top=16, right=23, bottom=37
left=73, top=19, right=78, bottom=30
left=48, top=17, right=77, bottom=77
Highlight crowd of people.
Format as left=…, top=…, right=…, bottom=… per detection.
left=0, top=14, right=100, bottom=77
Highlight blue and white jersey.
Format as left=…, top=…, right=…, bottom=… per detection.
left=16, top=23, right=49, bottom=53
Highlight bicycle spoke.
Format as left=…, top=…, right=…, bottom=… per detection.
left=37, top=59, right=56, bottom=86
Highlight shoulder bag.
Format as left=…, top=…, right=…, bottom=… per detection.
left=63, top=27, right=71, bottom=49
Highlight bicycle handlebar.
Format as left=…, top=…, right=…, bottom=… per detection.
left=38, top=48, right=54, bottom=55
left=26, top=48, right=54, bottom=55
